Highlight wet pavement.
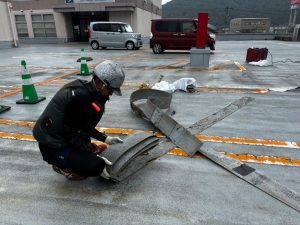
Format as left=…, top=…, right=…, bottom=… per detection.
left=0, top=41, right=300, bottom=224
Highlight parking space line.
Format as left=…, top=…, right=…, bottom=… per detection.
left=0, top=131, right=34, bottom=141
left=153, top=59, right=190, bottom=69
left=91, top=52, right=138, bottom=67
left=0, top=131, right=299, bottom=167
left=0, top=52, right=136, bottom=100
left=224, top=152, right=300, bottom=167
left=0, top=70, right=80, bottom=99
left=194, top=86, right=268, bottom=94
left=0, top=119, right=35, bottom=127
left=39, top=81, right=269, bottom=94
left=0, top=65, right=76, bottom=70
left=197, top=134, right=300, bottom=149
left=123, top=60, right=243, bottom=72
left=1, top=119, right=298, bottom=149
left=233, top=61, right=247, bottom=72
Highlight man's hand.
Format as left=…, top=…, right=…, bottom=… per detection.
left=88, top=143, right=108, bottom=154
left=105, top=136, right=123, bottom=145
left=98, top=156, right=112, bottom=179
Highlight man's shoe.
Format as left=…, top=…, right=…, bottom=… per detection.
left=52, top=165, right=87, bottom=181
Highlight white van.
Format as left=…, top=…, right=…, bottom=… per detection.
left=89, top=22, right=142, bottom=50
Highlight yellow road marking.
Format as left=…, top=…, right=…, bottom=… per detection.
left=0, top=132, right=34, bottom=141
left=0, top=119, right=299, bottom=149
left=0, top=119, right=35, bottom=127
left=0, top=131, right=299, bottom=167
left=0, top=65, right=75, bottom=70
left=0, top=53, right=135, bottom=100
left=197, top=134, right=300, bottom=149
left=90, top=52, right=137, bottom=67
left=233, top=61, right=247, bottom=72
left=195, top=86, right=268, bottom=94
left=0, top=70, right=79, bottom=99
left=39, top=80, right=269, bottom=94
left=153, top=59, right=190, bottom=69
left=123, top=60, right=244, bottom=72
left=225, top=152, right=300, bottom=167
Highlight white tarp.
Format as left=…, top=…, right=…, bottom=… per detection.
left=152, top=78, right=197, bottom=93
left=249, top=60, right=272, bottom=67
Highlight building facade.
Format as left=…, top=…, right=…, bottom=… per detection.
left=0, top=0, right=18, bottom=48
left=230, top=18, right=271, bottom=33
left=1, top=0, right=161, bottom=47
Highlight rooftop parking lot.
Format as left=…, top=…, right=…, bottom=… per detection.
left=0, top=41, right=300, bottom=224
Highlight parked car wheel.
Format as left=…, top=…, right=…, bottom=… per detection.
left=152, top=43, right=163, bottom=54
left=126, top=41, right=135, bottom=50
left=91, top=41, right=99, bottom=50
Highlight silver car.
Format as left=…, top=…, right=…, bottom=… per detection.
left=89, top=22, right=142, bottom=50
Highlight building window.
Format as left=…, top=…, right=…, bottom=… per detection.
left=32, top=14, right=56, bottom=37
left=15, top=15, right=28, bottom=37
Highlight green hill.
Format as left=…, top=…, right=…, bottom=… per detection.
left=162, top=0, right=299, bottom=28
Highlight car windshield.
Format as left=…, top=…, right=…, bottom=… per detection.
left=122, top=24, right=133, bottom=33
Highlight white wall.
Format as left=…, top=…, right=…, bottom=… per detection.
left=133, top=7, right=161, bottom=37
left=109, top=11, right=132, bottom=26
left=0, top=1, right=14, bottom=42
left=109, top=3, right=162, bottom=37
left=53, top=11, right=69, bottom=39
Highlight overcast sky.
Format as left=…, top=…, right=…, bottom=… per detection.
left=162, top=0, right=172, bottom=5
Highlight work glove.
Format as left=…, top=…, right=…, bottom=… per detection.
left=98, top=156, right=112, bottom=179
left=105, top=136, right=123, bottom=145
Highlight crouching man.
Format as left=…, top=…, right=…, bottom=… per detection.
left=33, top=60, right=124, bottom=180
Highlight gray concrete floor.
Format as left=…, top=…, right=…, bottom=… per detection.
left=0, top=41, right=300, bottom=224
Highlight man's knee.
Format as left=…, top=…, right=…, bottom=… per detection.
left=85, top=156, right=106, bottom=177
left=68, top=153, right=106, bottom=177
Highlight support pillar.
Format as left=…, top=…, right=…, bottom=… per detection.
left=190, top=12, right=210, bottom=68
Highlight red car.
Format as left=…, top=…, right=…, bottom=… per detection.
left=150, top=18, right=215, bottom=54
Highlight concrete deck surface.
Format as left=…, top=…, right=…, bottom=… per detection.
left=0, top=41, right=300, bottom=224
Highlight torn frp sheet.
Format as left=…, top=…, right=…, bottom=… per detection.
left=99, top=131, right=172, bottom=182
left=129, top=88, right=300, bottom=213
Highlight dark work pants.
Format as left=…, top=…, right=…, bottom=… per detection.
left=39, top=143, right=105, bottom=177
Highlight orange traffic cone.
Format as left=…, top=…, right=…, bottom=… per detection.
left=77, top=48, right=91, bottom=76
left=16, top=60, right=46, bottom=104
left=0, top=104, right=11, bottom=114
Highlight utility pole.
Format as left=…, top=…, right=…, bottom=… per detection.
left=224, top=7, right=233, bottom=32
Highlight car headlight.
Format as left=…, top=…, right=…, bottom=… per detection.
left=131, top=34, right=137, bottom=38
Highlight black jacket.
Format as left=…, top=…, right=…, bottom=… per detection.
left=33, top=79, right=108, bottom=149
